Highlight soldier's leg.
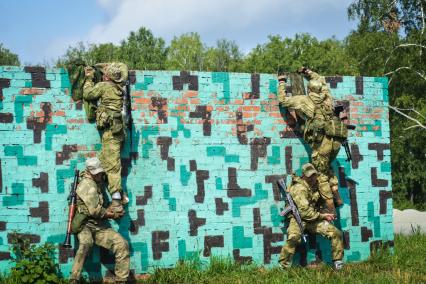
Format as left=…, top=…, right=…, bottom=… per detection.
left=70, top=227, right=94, bottom=281
left=94, top=228, right=130, bottom=283
left=328, top=138, right=343, bottom=206
left=279, top=218, right=302, bottom=268
left=311, top=136, right=343, bottom=213
left=307, top=220, right=344, bottom=262
left=99, top=130, right=123, bottom=195
left=311, top=140, right=335, bottom=214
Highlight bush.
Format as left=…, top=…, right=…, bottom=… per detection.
left=7, top=234, right=65, bottom=284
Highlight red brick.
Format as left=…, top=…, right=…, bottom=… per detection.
left=184, top=91, right=198, bottom=98
left=134, top=98, right=151, bottom=104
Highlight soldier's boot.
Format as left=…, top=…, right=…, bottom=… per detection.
left=278, top=254, right=293, bottom=269
left=331, top=185, right=344, bottom=207
left=333, top=260, right=344, bottom=271
left=121, top=192, right=129, bottom=205
left=111, top=192, right=125, bottom=214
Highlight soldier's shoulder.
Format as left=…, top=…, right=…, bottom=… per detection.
left=76, top=177, right=98, bottom=196
left=290, top=182, right=309, bottom=194
left=95, top=81, right=116, bottom=89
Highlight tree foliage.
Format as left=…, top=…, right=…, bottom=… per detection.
left=0, top=43, right=20, bottom=66
left=347, top=0, right=426, bottom=209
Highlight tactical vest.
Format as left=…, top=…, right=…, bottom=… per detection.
left=304, top=95, right=348, bottom=143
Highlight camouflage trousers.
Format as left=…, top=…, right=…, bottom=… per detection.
left=99, top=129, right=124, bottom=195
left=70, top=226, right=130, bottom=282
left=279, top=218, right=344, bottom=268
left=310, top=135, right=342, bottom=201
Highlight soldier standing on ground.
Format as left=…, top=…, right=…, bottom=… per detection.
left=277, top=68, right=345, bottom=215
left=279, top=163, right=344, bottom=270
left=69, top=157, right=130, bottom=284
left=83, top=63, right=129, bottom=214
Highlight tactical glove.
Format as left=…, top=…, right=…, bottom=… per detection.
left=109, top=199, right=124, bottom=215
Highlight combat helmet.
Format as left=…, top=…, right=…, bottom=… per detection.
left=104, top=63, right=129, bottom=85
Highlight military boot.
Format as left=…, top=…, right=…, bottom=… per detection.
left=121, top=192, right=129, bottom=205
left=333, top=260, right=344, bottom=271
left=278, top=254, right=293, bottom=270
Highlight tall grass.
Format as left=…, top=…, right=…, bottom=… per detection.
left=141, top=233, right=426, bottom=284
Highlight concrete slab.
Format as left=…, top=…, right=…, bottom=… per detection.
left=393, top=209, right=426, bottom=235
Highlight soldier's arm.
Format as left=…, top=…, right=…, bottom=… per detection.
left=291, top=185, right=324, bottom=222
left=305, top=70, right=321, bottom=81
left=83, top=80, right=103, bottom=101
left=76, top=184, right=107, bottom=219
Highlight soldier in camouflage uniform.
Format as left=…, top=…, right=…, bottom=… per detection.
left=279, top=163, right=344, bottom=270
left=278, top=68, right=344, bottom=215
left=69, top=157, right=130, bottom=284
left=83, top=63, right=129, bottom=214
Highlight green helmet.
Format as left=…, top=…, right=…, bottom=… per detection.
left=307, top=80, right=322, bottom=93
left=105, top=63, right=128, bottom=84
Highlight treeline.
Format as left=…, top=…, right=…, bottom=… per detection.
left=55, top=29, right=358, bottom=76
left=0, top=0, right=425, bottom=209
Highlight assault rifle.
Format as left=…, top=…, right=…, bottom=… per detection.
left=334, top=104, right=356, bottom=162
left=277, top=178, right=307, bottom=243
left=62, top=169, right=80, bottom=248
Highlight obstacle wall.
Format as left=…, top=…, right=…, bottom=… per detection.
left=0, top=66, right=393, bottom=278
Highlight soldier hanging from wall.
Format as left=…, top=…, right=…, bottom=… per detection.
left=82, top=62, right=130, bottom=216
left=277, top=67, right=350, bottom=215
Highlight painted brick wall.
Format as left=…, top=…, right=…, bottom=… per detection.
left=0, top=66, right=393, bottom=278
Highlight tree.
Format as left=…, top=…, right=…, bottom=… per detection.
left=348, top=0, right=426, bottom=33
left=204, top=39, right=244, bottom=72
left=56, top=27, right=167, bottom=70
left=119, top=27, right=167, bottom=70
left=0, top=43, right=20, bottom=66
left=166, top=32, right=205, bottom=71
left=347, top=0, right=426, bottom=209
left=243, top=33, right=358, bottom=75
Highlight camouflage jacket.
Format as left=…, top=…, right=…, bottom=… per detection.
left=289, top=178, right=323, bottom=222
left=277, top=70, right=334, bottom=121
left=83, top=80, right=124, bottom=113
left=76, top=171, right=108, bottom=229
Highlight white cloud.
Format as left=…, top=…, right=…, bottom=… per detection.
left=87, top=0, right=353, bottom=46
left=38, top=0, right=354, bottom=63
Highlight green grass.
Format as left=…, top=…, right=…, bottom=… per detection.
left=140, top=233, right=426, bottom=284
left=1, top=234, right=424, bottom=284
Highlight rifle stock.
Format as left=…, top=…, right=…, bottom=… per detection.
left=62, top=169, right=80, bottom=248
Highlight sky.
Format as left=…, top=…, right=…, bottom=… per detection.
left=0, top=0, right=358, bottom=65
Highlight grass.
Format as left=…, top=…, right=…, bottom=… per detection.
left=0, top=234, right=424, bottom=284
left=140, top=233, right=426, bottom=284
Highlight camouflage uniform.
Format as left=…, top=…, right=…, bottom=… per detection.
left=278, top=70, right=343, bottom=214
left=70, top=161, right=130, bottom=283
left=83, top=63, right=128, bottom=196
left=279, top=164, right=344, bottom=268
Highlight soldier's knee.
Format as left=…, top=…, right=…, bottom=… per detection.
left=287, top=233, right=302, bottom=247
left=113, top=238, right=130, bottom=256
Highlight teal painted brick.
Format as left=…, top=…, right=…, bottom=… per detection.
left=0, top=68, right=394, bottom=275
